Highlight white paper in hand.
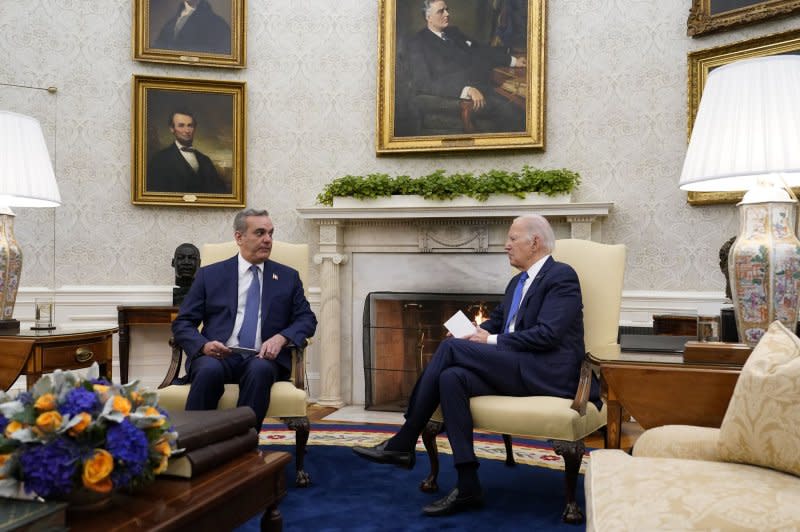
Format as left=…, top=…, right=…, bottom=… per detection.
left=444, top=310, right=477, bottom=339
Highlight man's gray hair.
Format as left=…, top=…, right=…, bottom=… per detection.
left=515, top=214, right=555, bottom=253
left=233, top=208, right=270, bottom=232
left=422, top=0, right=437, bottom=16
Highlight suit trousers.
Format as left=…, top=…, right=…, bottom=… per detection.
left=403, top=338, right=533, bottom=465
left=185, top=353, right=289, bottom=429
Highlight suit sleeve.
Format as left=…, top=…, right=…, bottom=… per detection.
left=277, top=270, right=317, bottom=346
left=496, top=266, right=583, bottom=353
left=172, top=268, right=212, bottom=361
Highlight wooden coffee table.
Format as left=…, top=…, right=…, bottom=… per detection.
left=68, top=451, right=291, bottom=531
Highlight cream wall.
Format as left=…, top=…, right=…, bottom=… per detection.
left=2, top=1, right=800, bottom=391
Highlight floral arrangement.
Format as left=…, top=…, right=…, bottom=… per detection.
left=0, top=364, right=177, bottom=500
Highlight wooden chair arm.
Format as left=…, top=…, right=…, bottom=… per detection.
left=158, top=337, right=184, bottom=389
left=569, top=353, right=601, bottom=415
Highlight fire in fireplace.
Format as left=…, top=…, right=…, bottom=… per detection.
left=363, top=292, right=503, bottom=411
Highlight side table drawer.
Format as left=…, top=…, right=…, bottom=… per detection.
left=41, top=339, right=111, bottom=371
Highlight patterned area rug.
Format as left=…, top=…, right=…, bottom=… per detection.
left=260, top=423, right=589, bottom=473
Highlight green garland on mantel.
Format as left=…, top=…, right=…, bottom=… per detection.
left=316, top=166, right=580, bottom=206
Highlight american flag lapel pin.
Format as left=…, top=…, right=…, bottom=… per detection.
left=272, top=273, right=279, bottom=280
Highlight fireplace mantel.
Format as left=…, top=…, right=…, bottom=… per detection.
left=297, top=200, right=613, bottom=406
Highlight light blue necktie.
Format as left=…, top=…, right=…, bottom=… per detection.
left=504, top=272, right=529, bottom=333
left=238, top=265, right=261, bottom=348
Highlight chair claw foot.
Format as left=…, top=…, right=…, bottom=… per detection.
left=295, top=470, right=311, bottom=488
left=419, top=476, right=438, bottom=493
left=561, top=502, right=584, bottom=524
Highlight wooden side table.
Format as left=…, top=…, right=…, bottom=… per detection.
left=117, top=305, right=178, bottom=384
left=592, top=347, right=743, bottom=449
left=0, top=328, right=117, bottom=391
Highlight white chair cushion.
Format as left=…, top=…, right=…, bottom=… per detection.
left=718, top=320, right=800, bottom=476
left=157, top=380, right=307, bottom=419
left=469, top=395, right=606, bottom=441
left=586, top=449, right=800, bottom=532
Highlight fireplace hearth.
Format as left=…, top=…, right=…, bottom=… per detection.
left=363, top=292, right=503, bottom=411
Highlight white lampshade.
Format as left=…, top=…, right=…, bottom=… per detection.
left=679, top=55, right=800, bottom=193
left=0, top=110, right=61, bottom=207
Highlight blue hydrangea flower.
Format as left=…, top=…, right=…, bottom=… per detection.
left=19, top=439, right=79, bottom=498
left=106, top=419, right=149, bottom=488
left=0, top=414, right=8, bottom=435
left=16, top=392, right=33, bottom=406
left=59, top=388, right=99, bottom=417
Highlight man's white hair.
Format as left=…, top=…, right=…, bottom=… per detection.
left=515, top=214, right=555, bottom=253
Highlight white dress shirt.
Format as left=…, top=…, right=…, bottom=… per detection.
left=225, top=254, right=263, bottom=348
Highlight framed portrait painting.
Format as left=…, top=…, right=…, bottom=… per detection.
left=686, top=28, right=800, bottom=205
left=132, top=75, right=246, bottom=208
left=133, top=0, right=246, bottom=68
left=376, top=0, right=545, bottom=154
left=687, top=0, right=800, bottom=37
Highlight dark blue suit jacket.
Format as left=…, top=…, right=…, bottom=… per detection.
left=172, top=255, right=317, bottom=375
left=480, top=257, right=585, bottom=399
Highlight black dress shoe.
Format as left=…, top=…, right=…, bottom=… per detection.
left=352, top=439, right=416, bottom=469
left=422, top=488, right=484, bottom=517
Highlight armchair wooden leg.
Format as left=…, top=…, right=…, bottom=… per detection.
left=551, top=439, right=586, bottom=525
left=284, top=416, right=311, bottom=488
left=420, top=420, right=443, bottom=493
left=502, top=434, right=516, bottom=467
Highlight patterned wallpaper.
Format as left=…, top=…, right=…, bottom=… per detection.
left=2, top=1, right=799, bottom=292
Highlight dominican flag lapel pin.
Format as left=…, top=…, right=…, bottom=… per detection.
left=272, top=273, right=279, bottom=280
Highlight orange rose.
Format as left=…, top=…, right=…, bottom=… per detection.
left=34, top=393, right=56, bottom=411
left=82, top=449, right=114, bottom=493
left=4, top=421, right=23, bottom=437
left=0, top=453, right=11, bottom=478
left=35, top=411, right=62, bottom=433
left=144, top=406, right=165, bottom=428
left=154, top=454, right=170, bottom=474
left=68, top=412, right=92, bottom=436
left=153, top=439, right=172, bottom=458
left=92, top=384, right=110, bottom=401
left=111, top=395, right=131, bottom=416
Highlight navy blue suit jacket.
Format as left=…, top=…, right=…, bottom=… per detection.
left=172, top=255, right=317, bottom=375
left=480, top=257, right=585, bottom=399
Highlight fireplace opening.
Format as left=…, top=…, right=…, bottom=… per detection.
left=363, top=291, right=503, bottom=411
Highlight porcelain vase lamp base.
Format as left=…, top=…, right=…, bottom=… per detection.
left=0, top=211, right=21, bottom=334
left=729, top=200, right=800, bottom=347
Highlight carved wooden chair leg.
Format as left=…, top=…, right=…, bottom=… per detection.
left=284, top=416, right=311, bottom=487
left=551, top=439, right=586, bottom=525
left=420, top=419, right=443, bottom=493
left=502, top=434, right=516, bottom=466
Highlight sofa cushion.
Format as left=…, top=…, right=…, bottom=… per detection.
left=586, top=449, right=800, bottom=531
left=633, top=425, right=722, bottom=462
left=718, top=320, right=800, bottom=477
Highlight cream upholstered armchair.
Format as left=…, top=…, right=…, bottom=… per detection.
left=420, top=239, right=626, bottom=524
left=157, top=240, right=312, bottom=487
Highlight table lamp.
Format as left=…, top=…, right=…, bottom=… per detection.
left=0, top=111, right=61, bottom=333
left=679, top=55, right=800, bottom=346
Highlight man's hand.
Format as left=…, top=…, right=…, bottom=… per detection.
left=466, top=87, right=486, bottom=111
left=203, top=341, right=231, bottom=360
left=468, top=328, right=490, bottom=344
left=258, top=333, right=288, bottom=360
left=513, top=56, right=527, bottom=68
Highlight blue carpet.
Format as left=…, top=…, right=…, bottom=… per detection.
left=234, top=443, right=586, bottom=531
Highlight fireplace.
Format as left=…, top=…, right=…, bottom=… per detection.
left=363, top=291, right=503, bottom=411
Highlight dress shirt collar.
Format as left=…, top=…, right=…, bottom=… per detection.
left=237, top=254, right=264, bottom=276
left=524, top=254, right=550, bottom=283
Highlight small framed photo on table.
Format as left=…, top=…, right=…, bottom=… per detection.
left=132, top=75, right=246, bottom=208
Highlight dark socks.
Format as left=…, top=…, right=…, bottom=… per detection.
left=385, top=423, right=419, bottom=451
left=455, top=461, right=481, bottom=497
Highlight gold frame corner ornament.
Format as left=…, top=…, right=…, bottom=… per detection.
left=131, top=75, right=246, bottom=208
left=375, top=0, right=546, bottom=154
left=686, top=27, right=800, bottom=205
left=687, top=0, right=800, bottom=37
left=133, top=0, right=246, bottom=69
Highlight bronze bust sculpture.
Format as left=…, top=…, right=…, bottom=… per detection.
left=172, top=243, right=200, bottom=305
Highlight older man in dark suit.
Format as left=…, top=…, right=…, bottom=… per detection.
left=354, top=214, right=586, bottom=516
left=404, top=0, right=527, bottom=133
left=147, top=110, right=229, bottom=194
left=153, top=0, right=231, bottom=54
left=172, top=209, right=317, bottom=428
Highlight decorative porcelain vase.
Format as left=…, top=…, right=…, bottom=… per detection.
left=729, top=200, right=800, bottom=346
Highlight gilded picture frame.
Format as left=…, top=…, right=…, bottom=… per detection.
left=133, top=0, right=246, bottom=69
left=132, top=75, right=246, bottom=208
left=687, top=0, right=800, bottom=37
left=686, top=28, right=800, bottom=205
left=376, top=0, right=545, bottom=154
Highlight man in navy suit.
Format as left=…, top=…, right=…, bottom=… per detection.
left=403, top=0, right=527, bottom=133
left=354, top=214, right=585, bottom=516
left=172, top=209, right=317, bottom=428
left=147, top=110, right=229, bottom=194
